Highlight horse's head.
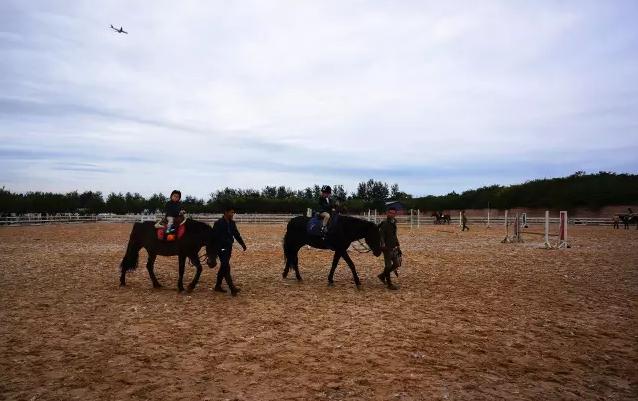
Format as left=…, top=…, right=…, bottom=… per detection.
left=364, top=221, right=383, bottom=257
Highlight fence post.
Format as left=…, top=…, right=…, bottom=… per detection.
left=544, top=210, right=551, bottom=248
left=487, top=206, right=490, bottom=228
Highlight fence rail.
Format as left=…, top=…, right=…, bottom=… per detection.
left=0, top=213, right=620, bottom=226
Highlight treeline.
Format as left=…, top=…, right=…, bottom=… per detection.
left=1, top=172, right=636, bottom=214
left=409, top=171, right=638, bottom=211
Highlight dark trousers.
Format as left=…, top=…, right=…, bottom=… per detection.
left=216, top=248, right=236, bottom=289
left=382, top=249, right=399, bottom=282
left=462, top=222, right=469, bottom=231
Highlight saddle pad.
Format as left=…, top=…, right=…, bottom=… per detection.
left=157, top=224, right=186, bottom=241
left=306, top=216, right=323, bottom=237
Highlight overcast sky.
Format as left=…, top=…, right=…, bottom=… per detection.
left=1, top=1, right=637, bottom=198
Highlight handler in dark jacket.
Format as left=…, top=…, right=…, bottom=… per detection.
left=212, top=205, right=246, bottom=296
left=377, top=206, right=401, bottom=290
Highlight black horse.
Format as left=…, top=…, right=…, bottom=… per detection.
left=431, top=211, right=451, bottom=224
left=618, top=214, right=638, bottom=230
left=282, top=215, right=382, bottom=288
left=119, top=219, right=217, bottom=292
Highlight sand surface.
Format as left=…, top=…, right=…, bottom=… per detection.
left=1, top=222, right=636, bottom=400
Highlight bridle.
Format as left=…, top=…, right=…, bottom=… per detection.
left=351, top=239, right=372, bottom=253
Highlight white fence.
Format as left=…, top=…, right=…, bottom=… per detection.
left=0, top=212, right=617, bottom=226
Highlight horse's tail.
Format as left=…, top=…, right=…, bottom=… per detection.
left=283, top=229, right=290, bottom=267
left=120, top=223, right=143, bottom=272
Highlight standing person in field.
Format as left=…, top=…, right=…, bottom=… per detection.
left=461, top=210, right=469, bottom=231
left=318, top=185, right=336, bottom=237
left=212, top=205, right=247, bottom=296
left=165, top=190, right=183, bottom=233
left=378, top=206, right=401, bottom=290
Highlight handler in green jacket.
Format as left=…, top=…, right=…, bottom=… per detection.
left=377, top=206, right=401, bottom=290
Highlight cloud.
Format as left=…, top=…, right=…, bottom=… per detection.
left=1, top=0, right=637, bottom=197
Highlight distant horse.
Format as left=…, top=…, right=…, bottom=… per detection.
left=282, top=215, right=382, bottom=288
left=119, top=219, right=217, bottom=292
left=431, top=212, right=451, bottom=225
left=617, top=214, right=638, bottom=230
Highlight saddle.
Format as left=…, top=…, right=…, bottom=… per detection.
left=306, top=213, right=339, bottom=238
left=155, top=215, right=187, bottom=241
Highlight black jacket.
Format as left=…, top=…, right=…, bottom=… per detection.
left=317, top=197, right=336, bottom=214
left=379, top=218, right=399, bottom=249
left=212, top=217, right=246, bottom=250
left=165, top=201, right=182, bottom=217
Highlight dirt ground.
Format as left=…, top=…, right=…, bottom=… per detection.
left=0, top=222, right=636, bottom=401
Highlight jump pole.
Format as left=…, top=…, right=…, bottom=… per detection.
left=501, top=210, right=510, bottom=243
left=521, top=212, right=528, bottom=228
left=543, top=210, right=551, bottom=249
left=513, top=212, right=523, bottom=242
left=558, top=211, right=569, bottom=248
left=459, top=211, right=463, bottom=228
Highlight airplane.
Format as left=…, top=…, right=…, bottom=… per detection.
left=110, top=24, right=128, bottom=34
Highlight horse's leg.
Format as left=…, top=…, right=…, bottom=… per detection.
left=283, top=239, right=303, bottom=281
left=284, top=243, right=303, bottom=281
left=146, top=253, right=161, bottom=288
left=340, top=250, right=362, bottom=289
left=177, top=254, right=186, bottom=292
left=187, top=254, right=203, bottom=292
left=327, top=251, right=341, bottom=286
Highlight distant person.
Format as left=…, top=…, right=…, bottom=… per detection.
left=318, top=185, right=336, bottom=237
left=212, top=205, right=246, bottom=296
left=378, top=206, right=401, bottom=290
left=165, top=190, right=183, bottom=233
left=461, top=210, right=469, bottom=231
left=612, top=215, right=620, bottom=229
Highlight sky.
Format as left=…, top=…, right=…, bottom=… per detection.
left=1, top=1, right=637, bottom=199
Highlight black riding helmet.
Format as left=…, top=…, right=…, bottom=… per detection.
left=321, top=185, right=332, bottom=194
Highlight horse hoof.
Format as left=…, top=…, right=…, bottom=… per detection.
left=153, top=284, right=162, bottom=289
left=186, top=286, right=195, bottom=293
left=356, top=284, right=362, bottom=290
left=327, top=282, right=334, bottom=287
left=387, top=284, right=399, bottom=291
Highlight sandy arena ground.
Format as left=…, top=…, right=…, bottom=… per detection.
left=0, top=222, right=636, bottom=401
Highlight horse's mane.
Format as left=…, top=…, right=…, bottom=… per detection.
left=339, top=215, right=377, bottom=228
left=185, top=218, right=213, bottom=231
